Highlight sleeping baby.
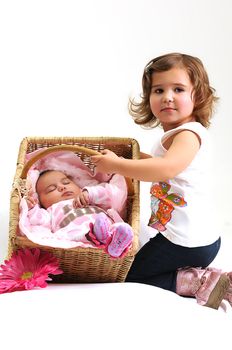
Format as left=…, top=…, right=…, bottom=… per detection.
left=20, top=169, right=133, bottom=258
left=19, top=151, right=133, bottom=258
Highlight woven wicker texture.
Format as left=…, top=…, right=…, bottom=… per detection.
left=8, top=136, right=140, bottom=283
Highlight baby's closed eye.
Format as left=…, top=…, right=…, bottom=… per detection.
left=46, top=185, right=56, bottom=193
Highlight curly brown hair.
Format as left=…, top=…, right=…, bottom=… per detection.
left=129, top=53, right=219, bottom=128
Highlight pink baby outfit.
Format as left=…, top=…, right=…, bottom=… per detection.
left=19, top=173, right=129, bottom=249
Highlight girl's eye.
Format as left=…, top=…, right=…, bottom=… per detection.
left=151, top=88, right=163, bottom=94
left=174, top=87, right=184, bottom=93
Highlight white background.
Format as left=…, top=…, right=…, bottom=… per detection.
left=0, top=0, right=232, bottom=263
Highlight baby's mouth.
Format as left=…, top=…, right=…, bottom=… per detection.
left=62, top=191, right=73, bottom=197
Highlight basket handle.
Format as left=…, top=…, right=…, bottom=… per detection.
left=20, top=144, right=101, bottom=179
left=20, top=144, right=134, bottom=195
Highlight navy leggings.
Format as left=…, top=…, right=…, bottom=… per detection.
left=126, top=233, right=221, bottom=292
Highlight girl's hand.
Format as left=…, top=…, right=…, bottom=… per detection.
left=24, top=189, right=38, bottom=209
left=91, top=149, right=119, bottom=173
left=73, top=190, right=90, bottom=208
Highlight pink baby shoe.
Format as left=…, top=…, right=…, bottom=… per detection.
left=86, top=223, right=106, bottom=248
left=93, top=212, right=112, bottom=244
left=107, top=223, right=133, bottom=258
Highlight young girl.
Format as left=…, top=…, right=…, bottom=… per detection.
left=91, top=52, right=232, bottom=310
left=20, top=170, right=133, bottom=258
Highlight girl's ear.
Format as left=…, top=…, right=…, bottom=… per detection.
left=190, top=89, right=195, bottom=102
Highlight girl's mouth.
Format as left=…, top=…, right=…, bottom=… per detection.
left=161, top=107, right=176, bottom=112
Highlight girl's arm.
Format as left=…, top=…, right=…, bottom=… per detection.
left=91, top=130, right=200, bottom=182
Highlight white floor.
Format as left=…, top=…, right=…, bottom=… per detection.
left=0, top=281, right=231, bottom=350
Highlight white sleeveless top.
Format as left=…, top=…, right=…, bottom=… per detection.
left=148, top=122, right=220, bottom=247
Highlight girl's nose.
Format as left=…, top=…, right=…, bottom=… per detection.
left=163, top=91, right=174, bottom=103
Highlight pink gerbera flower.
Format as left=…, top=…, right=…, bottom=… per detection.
left=0, top=248, right=63, bottom=294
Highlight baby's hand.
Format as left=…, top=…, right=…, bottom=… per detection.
left=24, top=189, right=38, bottom=209
left=73, top=190, right=90, bottom=208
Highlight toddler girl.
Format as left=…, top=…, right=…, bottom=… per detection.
left=91, top=52, right=231, bottom=309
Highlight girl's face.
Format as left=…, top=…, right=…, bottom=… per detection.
left=36, top=170, right=82, bottom=209
left=149, top=67, right=195, bottom=131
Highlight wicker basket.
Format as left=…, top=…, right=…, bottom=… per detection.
left=8, top=136, right=140, bottom=283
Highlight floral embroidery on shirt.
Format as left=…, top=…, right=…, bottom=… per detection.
left=148, top=182, right=187, bottom=231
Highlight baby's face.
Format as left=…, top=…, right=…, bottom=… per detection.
left=36, top=170, right=82, bottom=209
